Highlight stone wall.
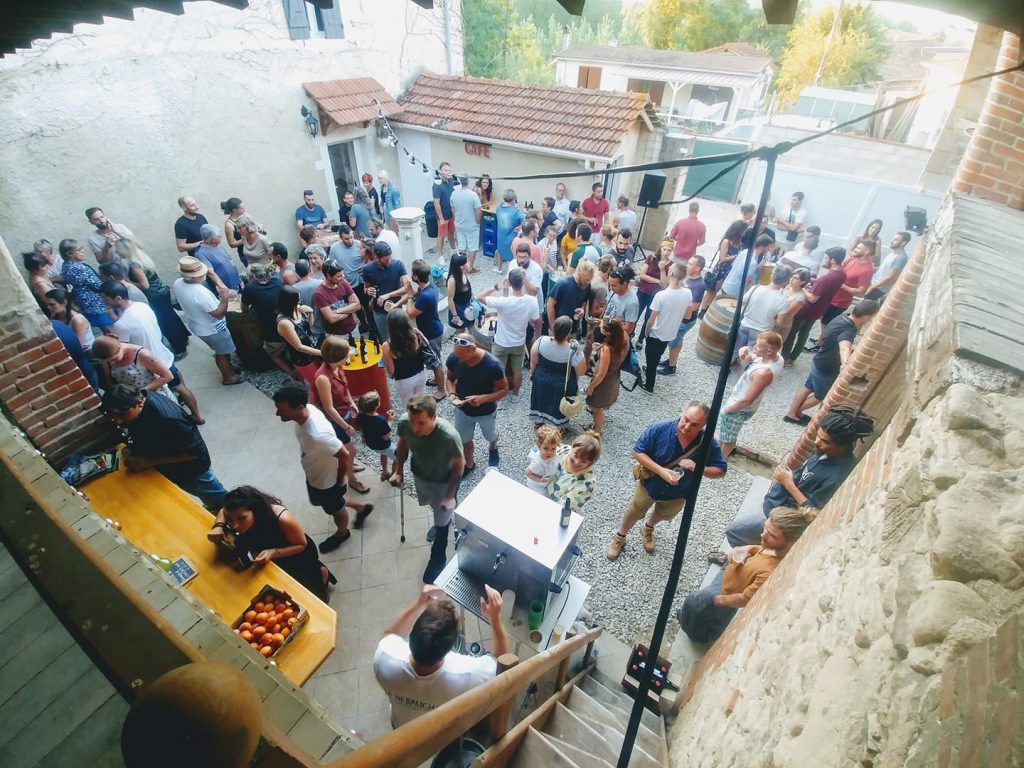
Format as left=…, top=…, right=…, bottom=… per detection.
left=669, top=380, right=1024, bottom=767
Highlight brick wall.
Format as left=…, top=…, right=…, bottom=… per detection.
left=950, top=32, right=1024, bottom=210
left=0, top=237, right=114, bottom=463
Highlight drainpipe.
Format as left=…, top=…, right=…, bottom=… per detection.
left=443, top=0, right=454, bottom=75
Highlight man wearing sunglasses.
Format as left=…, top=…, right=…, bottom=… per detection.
left=445, top=334, right=509, bottom=471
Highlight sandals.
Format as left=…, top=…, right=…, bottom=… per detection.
left=349, top=480, right=371, bottom=494
left=708, top=551, right=728, bottom=567
left=782, top=415, right=811, bottom=426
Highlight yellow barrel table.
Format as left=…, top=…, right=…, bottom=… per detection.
left=342, top=336, right=390, bottom=414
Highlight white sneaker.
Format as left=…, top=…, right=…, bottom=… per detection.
left=510, top=392, right=520, bottom=404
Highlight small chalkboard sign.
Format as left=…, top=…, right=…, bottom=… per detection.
left=168, top=557, right=198, bottom=586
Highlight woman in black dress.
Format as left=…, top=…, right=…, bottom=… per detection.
left=209, top=486, right=334, bottom=600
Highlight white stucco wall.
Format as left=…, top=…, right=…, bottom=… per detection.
left=0, top=0, right=462, bottom=275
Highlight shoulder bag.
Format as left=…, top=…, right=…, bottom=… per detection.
left=559, top=341, right=585, bottom=418
left=631, top=435, right=703, bottom=482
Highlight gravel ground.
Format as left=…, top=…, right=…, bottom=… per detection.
left=244, top=243, right=815, bottom=645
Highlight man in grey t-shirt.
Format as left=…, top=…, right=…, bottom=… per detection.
left=450, top=176, right=482, bottom=272
left=603, top=264, right=640, bottom=335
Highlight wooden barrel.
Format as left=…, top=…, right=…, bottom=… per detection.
left=696, top=297, right=737, bottom=364
left=225, top=300, right=274, bottom=370
left=758, top=261, right=774, bottom=285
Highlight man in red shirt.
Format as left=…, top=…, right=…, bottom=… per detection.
left=580, top=182, right=609, bottom=229
left=780, top=247, right=846, bottom=365
left=669, top=202, right=707, bottom=263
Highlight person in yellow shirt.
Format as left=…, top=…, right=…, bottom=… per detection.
left=676, top=506, right=818, bottom=643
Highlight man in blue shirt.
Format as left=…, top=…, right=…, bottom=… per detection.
left=607, top=402, right=727, bottom=559
left=546, top=260, right=594, bottom=338
left=494, top=189, right=525, bottom=273
left=405, top=259, right=445, bottom=364
left=725, top=406, right=874, bottom=547
left=295, top=189, right=330, bottom=233
left=363, top=241, right=410, bottom=342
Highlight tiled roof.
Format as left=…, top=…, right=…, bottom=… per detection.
left=701, top=42, right=769, bottom=58
left=554, top=44, right=772, bottom=75
left=303, top=77, right=402, bottom=128
left=393, top=74, right=654, bottom=159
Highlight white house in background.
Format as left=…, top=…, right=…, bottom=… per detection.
left=385, top=73, right=660, bottom=211
left=0, top=0, right=462, bottom=275
left=553, top=43, right=773, bottom=127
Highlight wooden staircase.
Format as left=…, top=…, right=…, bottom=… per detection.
left=480, top=667, right=669, bottom=768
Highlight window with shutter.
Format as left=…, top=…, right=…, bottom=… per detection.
left=321, top=2, right=344, bottom=39
left=577, top=66, right=602, bottom=90
left=283, top=0, right=310, bottom=39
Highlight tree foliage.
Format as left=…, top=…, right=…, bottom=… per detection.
left=462, top=0, right=641, bottom=83
left=637, top=0, right=762, bottom=53
left=774, top=3, right=889, bottom=109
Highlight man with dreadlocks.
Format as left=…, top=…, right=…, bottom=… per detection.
left=725, top=405, right=875, bottom=547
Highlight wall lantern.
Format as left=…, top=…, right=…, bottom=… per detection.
left=300, top=106, right=319, bottom=138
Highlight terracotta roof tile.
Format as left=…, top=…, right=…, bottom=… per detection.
left=393, top=74, right=654, bottom=160
left=302, top=77, right=401, bottom=128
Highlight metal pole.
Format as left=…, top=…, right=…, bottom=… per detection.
left=615, top=151, right=779, bottom=768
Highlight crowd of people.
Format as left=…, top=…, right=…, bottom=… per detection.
left=21, top=172, right=905, bottom=730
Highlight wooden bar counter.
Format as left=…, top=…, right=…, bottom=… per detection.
left=83, top=462, right=337, bottom=685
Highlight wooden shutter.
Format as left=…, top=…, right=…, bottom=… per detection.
left=283, top=0, right=310, bottom=39
left=321, top=1, right=344, bottom=39
left=578, top=66, right=602, bottom=90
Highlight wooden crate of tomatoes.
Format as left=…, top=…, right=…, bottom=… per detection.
left=232, top=586, right=308, bottom=659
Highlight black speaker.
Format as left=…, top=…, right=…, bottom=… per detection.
left=637, top=172, right=666, bottom=209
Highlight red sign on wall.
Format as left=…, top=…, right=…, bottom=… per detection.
left=464, top=140, right=491, bottom=158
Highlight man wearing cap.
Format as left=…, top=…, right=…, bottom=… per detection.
left=295, top=190, right=331, bottom=233
left=173, top=256, right=242, bottom=385
left=363, top=241, right=411, bottom=342
left=313, top=260, right=360, bottom=338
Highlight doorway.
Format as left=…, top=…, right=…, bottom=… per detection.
left=327, top=140, right=359, bottom=217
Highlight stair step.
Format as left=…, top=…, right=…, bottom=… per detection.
left=567, top=686, right=663, bottom=759
left=572, top=713, right=663, bottom=768
left=579, top=675, right=664, bottom=734
left=508, top=727, right=581, bottom=768
left=538, top=731, right=614, bottom=768
left=547, top=702, right=619, bottom=764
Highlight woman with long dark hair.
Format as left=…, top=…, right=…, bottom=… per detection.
left=382, top=308, right=443, bottom=405
left=699, top=219, right=749, bottom=314
left=221, top=197, right=250, bottom=266
left=208, top=485, right=334, bottom=600
left=446, top=252, right=474, bottom=329
left=275, top=285, right=322, bottom=388
left=856, top=218, right=884, bottom=265
left=44, top=287, right=94, bottom=352
left=475, top=174, right=495, bottom=211
left=585, top=317, right=629, bottom=434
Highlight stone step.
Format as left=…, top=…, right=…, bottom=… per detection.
left=579, top=674, right=664, bottom=735
left=508, top=726, right=581, bottom=768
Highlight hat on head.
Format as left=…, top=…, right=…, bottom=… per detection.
left=178, top=256, right=208, bottom=279
left=249, top=264, right=273, bottom=282
left=373, top=241, right=392, bottom=258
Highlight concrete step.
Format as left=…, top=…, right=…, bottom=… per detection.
left=546, top=702, right=620, bottom=765
left=566, top=687, right=663, bottom=760
left=579, top=673, right=664, bottom=735
left=508, top=726, right=581, bottom=768
left=538, top=731, right=615, bottom=768
left=572, top=711, right=662, bottom=768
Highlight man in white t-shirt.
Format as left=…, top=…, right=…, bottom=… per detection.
left=505, top=242, right=545, bottom=315
left=478, top=267, right=541, bottom=400
left=773, top=191, right=807, bottom=252
left=642, top=263, right=692, bottom=393
left=735, top=264, right=794, bottom=355
left=173, top=256, right=240, bottom=385
left=374, top=584, right=509, bottom=733
left=100, top=281, right=174, bottom=367
left=369, top=217, right=402, bottom=264
left=273, top=381, right=372, bottom=553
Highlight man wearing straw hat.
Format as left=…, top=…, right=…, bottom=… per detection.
left=172, top=256, right=242, bottom=385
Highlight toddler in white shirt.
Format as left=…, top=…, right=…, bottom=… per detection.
left=524, top=425, right=562, bottom=494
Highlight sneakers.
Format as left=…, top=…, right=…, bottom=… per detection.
left=488, top=447, right=500, bottom=467
left=641, top=522, right=656, bottom=553
left=509, top=392, right=520, bottom=404
left=318, top=529, right=351, bottom=553
left=606, top=531, right=626, bottom=560
left=657, top=363, right=676, bottom=375
left=426, top=525, right=437, bottom=542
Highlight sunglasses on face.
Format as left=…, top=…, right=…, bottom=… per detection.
left=453, top=337, right=475, bottom=348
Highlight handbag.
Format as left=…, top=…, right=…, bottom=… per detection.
left=631, top=438, right=702, bottom=483
left=283, top=315, right=319, bottom=367
left=415, top=329, right=441, bottom=370
left=559, top=341, right=585, bottom=418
